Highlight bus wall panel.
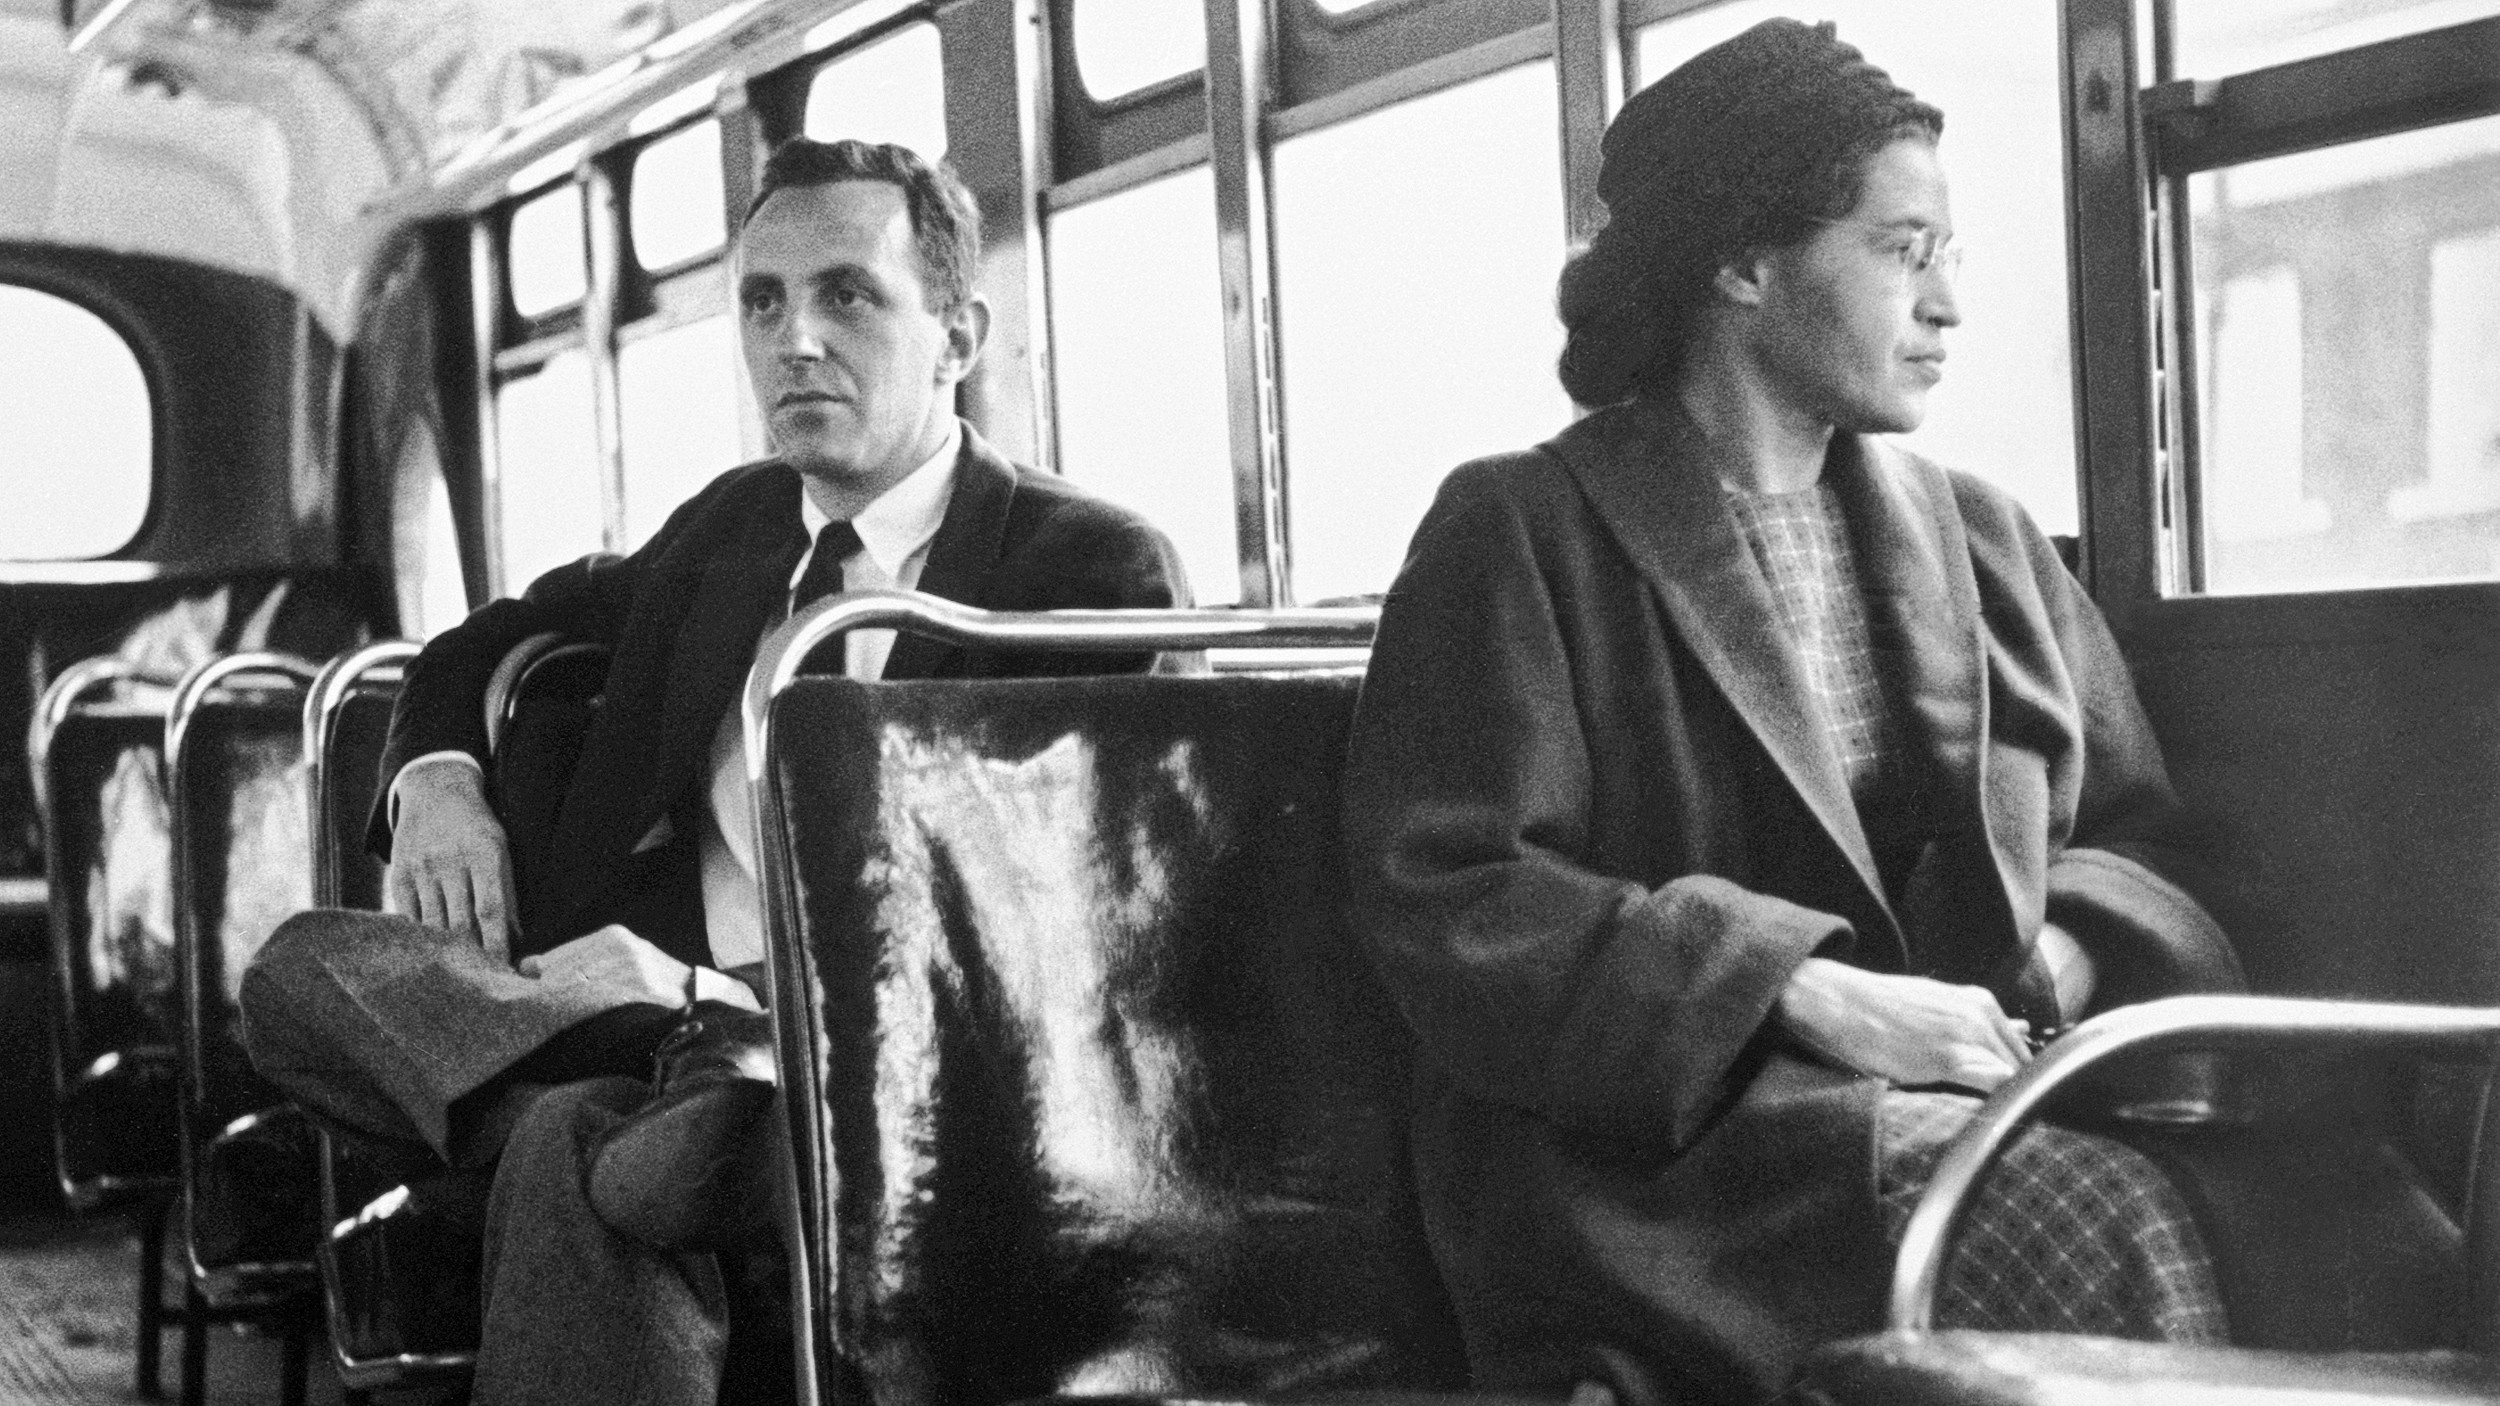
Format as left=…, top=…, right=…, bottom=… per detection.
left=2124, top=606, right=2500, bottom=1007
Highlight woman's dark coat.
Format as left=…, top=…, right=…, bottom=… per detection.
left=1341, top=399, right=2242, bottom=1405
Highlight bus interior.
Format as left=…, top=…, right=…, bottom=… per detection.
left=1, top=0, right=2499, bottom=1401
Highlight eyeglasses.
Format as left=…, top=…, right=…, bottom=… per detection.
left=1816, top=219, right=1963, bottom=281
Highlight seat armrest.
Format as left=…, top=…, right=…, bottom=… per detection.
left=1893, top=995, right=2500, bottom=1334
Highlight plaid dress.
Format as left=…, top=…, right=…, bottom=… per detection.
left=1728, top=482, right=2229, bottom=1343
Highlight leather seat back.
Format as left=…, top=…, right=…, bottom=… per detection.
left=765, top=671, right=1467, bottom=1406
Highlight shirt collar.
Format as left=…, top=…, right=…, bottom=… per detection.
left=797, top=419, right=961, bottom=576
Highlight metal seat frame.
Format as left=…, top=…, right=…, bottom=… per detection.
left=165, top=651, right=324, bottom=1406
left=30, top=655, right=189, bottom=1399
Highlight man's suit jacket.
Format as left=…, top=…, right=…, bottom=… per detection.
left=372, top=423, right=1187, bottom=963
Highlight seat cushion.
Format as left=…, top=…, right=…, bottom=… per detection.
left=57, top=1045, right=179, bottom=1207
left=187, top=1102, right=319, bottom=1280
left=1784, top=1331, right=2500, bottom=1404
left=324, top=1165, right=487, bottom=1366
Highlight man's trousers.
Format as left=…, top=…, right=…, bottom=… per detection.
left=239, top=908, right=748, bottom=1406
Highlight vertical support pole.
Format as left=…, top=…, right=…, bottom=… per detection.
left=1205, top=0, right=1289, bottom=608
left=582, top=161, right=631, bottom=553
left=467, top=219, right=510, bottom=601
left=2062, top=0, right=2162, bottom=624
left=939, top=0, right=1057, bottom=469
left=1554, top=0, right=1622, bottom=249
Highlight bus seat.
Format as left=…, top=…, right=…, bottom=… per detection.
left=29, top=654, right=186, bottom=1397
left=746, top=591, right=1576, bottom=1406
left=165, top=650, right=324, bottom=1406
left=297, top=640, right=485, bottom=1396
left=1784, top=997, right=2500, bottom=1405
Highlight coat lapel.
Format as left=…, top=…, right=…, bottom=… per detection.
left=880, top=425, right=1017, bottom=682
left=1824, top=436, right=2029, bottom=977
left=1544, top=402, right=1887, bottom=921
left=546, top=465, right=807, bottom=923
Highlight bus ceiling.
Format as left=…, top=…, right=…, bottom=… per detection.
left=0, top=0, right=891, bottom=333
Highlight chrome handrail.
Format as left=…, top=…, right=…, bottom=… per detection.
left=739, top=588, right=1380, bottom=1402
left=303, top=642, right=420, bottom=909
left=1892, top=993, right=2500, bottom=1343
left=27, top=655, right=179, bottom=819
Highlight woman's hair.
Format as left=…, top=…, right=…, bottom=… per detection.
left=1556, top=19, right=1942, bottom=408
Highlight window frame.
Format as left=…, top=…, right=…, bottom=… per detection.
left=2065, top=0, right=2500, bottom=626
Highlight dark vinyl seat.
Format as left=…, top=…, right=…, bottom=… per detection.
left=29, top=653, right=188, bottom=1397
left=298, top=640, right=485, bottom=1398
left=745, top=591, right=1581, bottom=1406
left=1785, top=997, right=2500, bottom=1406
left=165, top=650, right=325, bottom=1405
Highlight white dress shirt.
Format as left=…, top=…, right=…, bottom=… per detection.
left=392, top=423, right=962, bottom=976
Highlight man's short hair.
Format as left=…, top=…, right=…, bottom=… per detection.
left=743, top=138, right=983, bottom=313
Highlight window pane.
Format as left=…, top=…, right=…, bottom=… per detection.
left=631, top=121, right=726, bottom=271
left=0, top=285, right=150, bottom=559
left=2190, top=112, right=2500, bottom=592
left=1073, top=0, right=1205, bottom=98
left=494, top=351, right=606, bottom=591
left=1050, top=166, right=1235, bottom=604
left=1637, top=1, right=2080, bottom=537
left=509, top=184, right=588, bottom=319
left=620, top=316, right=745, bottom=549
left=2174, top=0, right=2500, bottom=78
left=1273, top=63, right=1571, bottom=602
left=804, top=23, right=949, bottom=159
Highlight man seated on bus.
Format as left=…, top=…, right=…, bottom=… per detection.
left=239, top=137, right=1185, bottom=1406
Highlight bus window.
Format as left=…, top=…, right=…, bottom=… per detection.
left=802, top=22, right=949, bottom=159
left=629, top=120, right=726, bottom=272
left=507, top=182, right=588, bottom=319
left=493, top=349, right=605, bottom=589
left=1272, top=61, right=1570, bottom=603
left=1071, top=0, right=1205, bottom=99
left=619, top=316, right=744, bottom=549
left=2172, top=0, right=2500, bottom=76
left=1637, top=0, right=2081, bottom=538
left=2190, top=111, right=2500, bottom=592
left=1049, top=165, right=1237, bottom=604
left=0, top=285, right=150, bottom=560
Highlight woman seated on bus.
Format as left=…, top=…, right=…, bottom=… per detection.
left=1341, top=19, right=2247, bottom=1405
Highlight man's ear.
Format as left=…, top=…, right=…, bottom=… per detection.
left=937, top=296, right=992, bottom=385
left=1714, top=252, right=1771, bottom=308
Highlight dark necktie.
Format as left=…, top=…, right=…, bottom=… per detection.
left=789, top=518, right=863, bottom=617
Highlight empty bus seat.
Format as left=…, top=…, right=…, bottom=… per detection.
left=1783, top=997, right=2500, bottom=1405
left=165, top=651, right=324, bottom=1405
left=298, top=640, right=485, bottom=1396
left=29, top=654, right=186, bottom=1396
left=747, top=592, right=1588, bottom=1406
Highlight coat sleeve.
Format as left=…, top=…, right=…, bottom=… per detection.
left=366, top=548, right=645, bottom=860
left=1976, top=494, right=2245, bottom=1010
left=1344, top=461, right=1846, bottom=1155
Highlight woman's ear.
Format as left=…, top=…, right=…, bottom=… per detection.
left=1714, top=253, right=1771, bottom=308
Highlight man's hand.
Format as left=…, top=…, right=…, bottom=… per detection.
left=386, top=760, right=520, bottom=963
left=516, top=926, right=692, bottom=1008
left=1775, top=956, right=2033, bottom=1094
